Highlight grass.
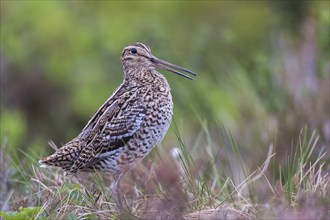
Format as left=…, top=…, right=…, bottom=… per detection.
left=0, top=125, right=329, bottom=219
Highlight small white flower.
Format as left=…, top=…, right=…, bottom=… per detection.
left=171, top=147, right=181, bottom=159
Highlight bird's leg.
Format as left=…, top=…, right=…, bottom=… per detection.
left=110, top=172, right=125, bottom=211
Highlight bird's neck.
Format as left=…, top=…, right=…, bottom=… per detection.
left=124, top=66, right=169, bottom=86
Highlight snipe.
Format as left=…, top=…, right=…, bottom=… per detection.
left=39, top=42, right=196, bottom=209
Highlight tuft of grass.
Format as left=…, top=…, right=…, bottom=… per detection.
left=0, top=207, right=42, bottom=220
left=257, top=126, right=329, bottom=219
left=0, top=125, right=328, bottom=219
left=279, top=126, right=327, bottom=202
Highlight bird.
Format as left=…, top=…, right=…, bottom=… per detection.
left=39, top=42, right=196, bottom=209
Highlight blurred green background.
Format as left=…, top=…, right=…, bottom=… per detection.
left=1, top=1, right=329, bottom=167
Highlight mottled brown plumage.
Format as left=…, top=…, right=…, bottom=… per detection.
left=39, top=42, right=196, bottom=208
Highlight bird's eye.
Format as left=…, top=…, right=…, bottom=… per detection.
left=130, top=48, right=137, bottom=54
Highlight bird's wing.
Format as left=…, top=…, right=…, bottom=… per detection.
left=67, top=94, right=148, bottom=173
left=79, top=83, right=127, bottom=141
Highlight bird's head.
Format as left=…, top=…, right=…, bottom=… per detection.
left=121, top=42, right=196, bottom=80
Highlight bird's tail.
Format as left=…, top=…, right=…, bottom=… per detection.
left=39, top=138, right=83, bottom=171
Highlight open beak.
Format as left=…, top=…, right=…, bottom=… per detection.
left=150, top=56, right=197, bottom=80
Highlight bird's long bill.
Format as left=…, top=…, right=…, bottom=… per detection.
left=151, top=56, right=196, bottom=80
